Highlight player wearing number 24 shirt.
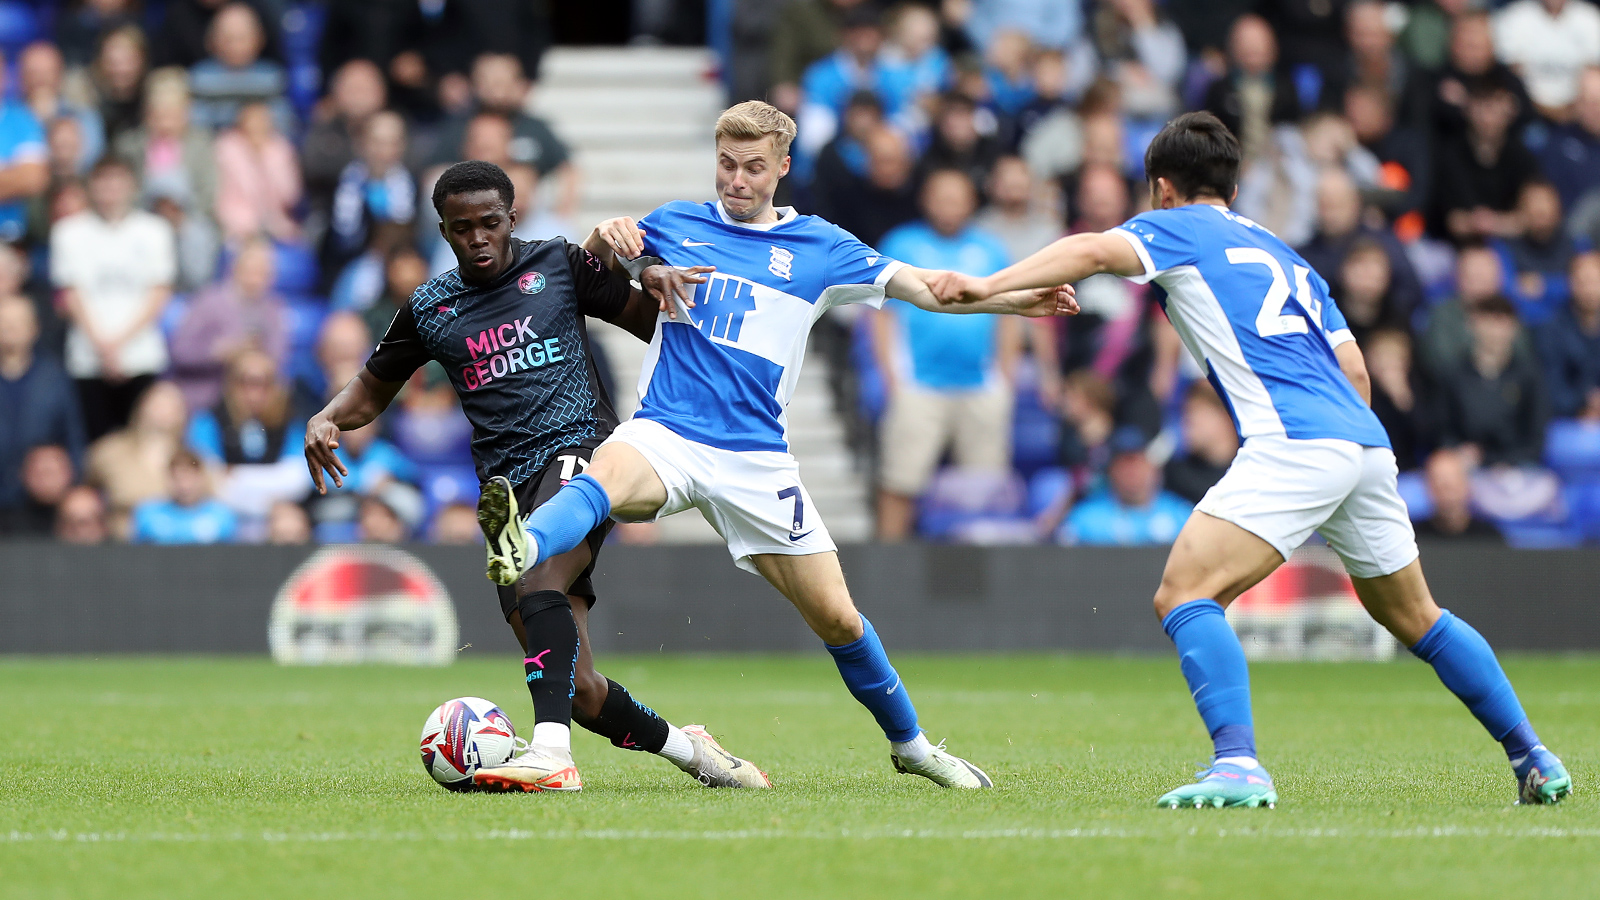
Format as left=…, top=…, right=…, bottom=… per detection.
left=470, top=101, right=1077, bottom=793
left=931, top=111, right=1570, bottom=809
left=304, top=161, right=769, bottom=794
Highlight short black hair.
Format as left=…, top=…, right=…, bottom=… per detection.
left=1142, top=111, right=1241, bottom=203
left=431, top=160, right=515, bottom=216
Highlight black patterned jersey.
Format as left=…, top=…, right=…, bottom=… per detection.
left=364, top=238, right=628, bottom=486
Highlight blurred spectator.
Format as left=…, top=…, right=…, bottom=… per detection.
left=82, top=24, right=150, bottom=146
left=769, top=0, right=878, bottom=115
left=878, top=3, right=952, bottom=131
left=1364, top=328, right=1424, bottom=470
left=426, top=54, right=576, bottom=214
left=1528, top=67, right=1600, bottom=213
left=1431, top=295, right=1548, bottom=467
left=1414, top=447, right=1504, bottom=541
left=363, top=245, right=430, bottom=342
left=1297, top=167, right=1424, bottom=320
left=0, top=48, right=49, bottom=244
left=46, top=115, right=88, bottom=182
left=1429, top=84, right=1538, bottom=243
left=1015, top=50, right=1085, bottom=182
left=795, top=7, right=892, bottom=172
left=1236, top=112, right=1377, bottom=247
left=418, top=1, right=551, bottom=91
left=3, top=444, right=75, bottom=537
left=188, top=2, right=292, bottom=132
left=20, top=41, right=105, bottom=175
left=114, top=69, right=218, bottom=225
left=1326, top=1, right=1427, bottom=130
left=316, top=0, right=430, bottom=119
left=983, top=30, right=1037, bottom=117
left=156, top=0, right=283, bottom=70
left=0, top=295, right=84, bottom=517
left=818, top=125, right=919, bottom=250
left=389, top=365, right=473, bottom=467
left=1419, top=245, right=1535, bottom=383
left=919, top=92, right=1003, bottom=195
left=430, top=501, right=481, bottom=544
left=85, top=380, right=188, bottom=535
left=811, top=90, right=885, bottom=215
left=1059, top=164, right=1144, bottom=379
left=358, top=484, right=422, bottom=544
left=266, top=499, right=311, bottom=544
left=1165, top=0, right=1256, bottom=63
left=1344, top=83, right=1431, bottom=229
left=1162, top=381, right=1237, bottom=505
left=873, top=169, right=1018, bottom=540
left=333, top=221, right=414, bottom=312
left=324, top=111, right=414, bottom=283
left=150, top=184, right=222, bottom=293
left=1433, top=11, right=1531, bottom=138
left=213, top=101, right=302, bottom=243
left=301, top=60, right=386, bottom=222
left=1538, top=251, right=1600, bottom=420
left=1492, top=0, right=1600, bottom=117
left=293, top=310, right=371, bottom=418
left=960, top=0, right=1083, bottom=52
left=1058, top=369, right=1118, bottom=480
left=1204, top=14, right=1301, bottom=161
left=1497, top=180, right=1576, bottom=325
left=506, top=163, right=573, bottom=244
left=976, top=155, right=1060, bottom=263
left=56, top=0, right=142, bottom=68
left=1398, top=0, right=1462, bottom=72
left=1335, top=239, right=1406, bottom=345
left=54, top=484, right=108, bottom=544
left=332, top=421, right=418, bottom=492
left=1264, top=0, right=1346, bottom=82
left=53, top=157, right=176, bottom=440
left=169, top=239, right=288, bottom=412
left=130, top=448, right=238, bottom=544
left=1058, top=426, right=1192, bottom=545
left=189, top=348, right=295, bottom=467
left=1086, top=0, right=1186, bottom=121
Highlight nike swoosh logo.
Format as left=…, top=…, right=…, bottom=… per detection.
left=886, top=676, right=901, bottom=695
left=788, top=530, right=815, bottom=542
left=682, top=239, right=714, bottom=247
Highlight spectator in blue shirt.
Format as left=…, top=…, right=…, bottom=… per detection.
left=1539, top=251, right=1600, bottom=421
left=961, top=0, right=1083, bottom=52
left=0, top=48, right=49, bottom=244
left=873, top=168, right=1019, bottom=539
left=1494, top=180, right=1577, bottom=326
left=1528, top=67, right=1600, bottom=213
left=0, top=295, right=84, bottom=516
left=1059, top=427, right=1194, bottom=546
left=794, top=6, right=894, bottom=184
left=131, top=447, right=238, bottom=544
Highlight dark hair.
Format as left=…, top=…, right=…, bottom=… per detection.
left=431, top=160, right=514, bottom=216
left=88, top=154, right=135, bottom=179
left=1143, top=111, right=1241, bottom=202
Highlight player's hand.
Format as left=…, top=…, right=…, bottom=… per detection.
left=641, top=264, right=714, bottom=320
left=596, top=217, right=646, bottom=259
left=304, top=415, right=348, bottom=494
left=927, top=270, right=991, bottom=304
left=1014, top=284, right=1079, bottom=318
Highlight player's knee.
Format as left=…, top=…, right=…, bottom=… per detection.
left=572, top=668, right=608, bottom=722
left=813, top=606, right=864, bottom=645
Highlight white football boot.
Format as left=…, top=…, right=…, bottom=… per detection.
left=890, top=739, right=993, bottom=789
left=473, top=741, right=583, bottom=793
left=677, top=725, right=772, bottom=788
left=478, top=475, right=532, bottom=587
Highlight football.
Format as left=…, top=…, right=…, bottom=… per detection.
left=418, top=697, right=519, bottom=791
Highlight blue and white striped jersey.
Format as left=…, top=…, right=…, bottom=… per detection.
left=634, top=200, right=904, bottom=452
left=1112, top=204, right=1390, bottom=448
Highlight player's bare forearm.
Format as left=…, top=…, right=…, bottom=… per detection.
left=990, top=233, right=1144, bottom=295
left=582, top=227, right=616, bottom=269
left=888, top=267, right=1076, bottom=317
left=1334, top=341, right=1372, bottom=405
left=0, top=161, right=48, bottom=201
left=304, top=369, right=403, bottom=493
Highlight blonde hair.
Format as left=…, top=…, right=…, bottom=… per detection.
left=714, top=101, right=796, bottom=158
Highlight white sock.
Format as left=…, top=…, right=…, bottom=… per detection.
left=890, top=733, right=933, bottom=765
left=1215, top=755, right=1259, bottom=770
left=532, top=722, right=571, bottom=752
left=659, top=724, right=694, bottom=765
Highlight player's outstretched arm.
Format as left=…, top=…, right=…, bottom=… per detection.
left=1334, top=340, right=1372, bottom=406
left=927, top=232, right=1147, bottom=304
left=887, top=266, right=1078, bottom=317
left=304, top=369, right=405, bottom=494
left=583, top=216, right=647, bottom=270
left=609, top=265, right=716, bottom=340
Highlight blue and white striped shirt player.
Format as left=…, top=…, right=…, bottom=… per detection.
left=1110, top=203, right=1390, bottom=449
left=632, top=199, right=905, bottom=452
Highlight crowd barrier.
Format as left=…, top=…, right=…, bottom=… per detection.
left=1, top=542, right=1597, bottom=655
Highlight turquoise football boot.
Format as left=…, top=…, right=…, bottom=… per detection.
left=1513, top=746, right=1573, bottom=805
left=1157, top=761, right=1277, bottom=809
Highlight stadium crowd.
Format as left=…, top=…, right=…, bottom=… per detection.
left=1, top=0, right=1598, bottom=549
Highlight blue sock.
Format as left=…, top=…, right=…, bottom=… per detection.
left=824, top=615, right=920, bottom=742
left=1162, top=599, right=1257, bottom=761
left=523, top=474, right=610, bottom=566
left=1409, top=610, right=1537, bottom=758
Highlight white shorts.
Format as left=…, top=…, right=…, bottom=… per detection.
left=603, top=417, right=837, bottom=573
left=1195, top=435, right=1419, bottom=579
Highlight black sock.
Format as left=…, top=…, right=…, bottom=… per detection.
left=578, top=679, right=670, bottom=753
left=517, top=590, right=578, bottom=726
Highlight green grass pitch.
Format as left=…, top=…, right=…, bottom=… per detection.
left=1, top=654, right=1595, bottom=899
